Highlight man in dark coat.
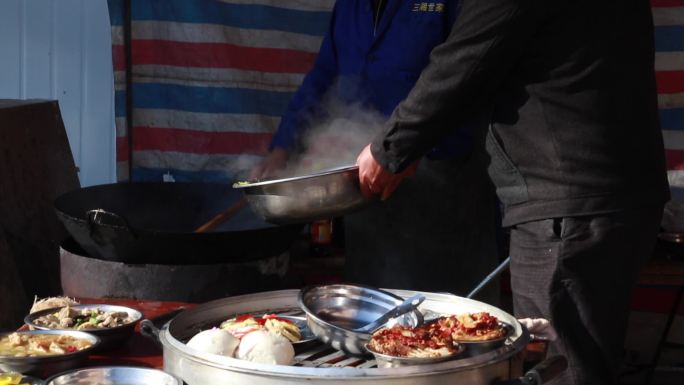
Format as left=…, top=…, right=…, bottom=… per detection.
left=357, top=0, right=669, bottom=383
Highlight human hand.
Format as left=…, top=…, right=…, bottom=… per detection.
left=250, top=148, right=289, bottom=180
left=517, top=318, right=558, bottom=341
left=356, top=144, right=418, bottom=201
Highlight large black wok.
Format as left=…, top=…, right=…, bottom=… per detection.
left=54, top=183, right=302, bottom=264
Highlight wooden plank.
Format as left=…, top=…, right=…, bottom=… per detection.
left=0, top=99, right=80, bottom=304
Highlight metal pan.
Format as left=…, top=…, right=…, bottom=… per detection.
left=54, top=182, right=302, bottom=264
left=233, top=165, right=373, bottom=224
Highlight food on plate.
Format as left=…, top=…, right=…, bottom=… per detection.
left=236, top=330, right=294, bottom=365
left=0, top=372, right=29, bottom=385
left=368, top=323, right=458, bottom=358
left=0, top=332, right=92, bottom=357
left=186, top=328, right=240, bottom=357
left=448, top=312, right=507, bottom=341
left=29, top=296, right=79, bottom=314
left=220, top=314, right=301, bottom=343
left=32, top=306, right=135, bottom=330
left=368, top=312, right=505, bottom=358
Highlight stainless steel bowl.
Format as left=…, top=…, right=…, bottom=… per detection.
left=45, top=366, right=182, bottom=385
left=366, top=343, right=466, bottom=368
left=233, top=165, right=373, bottom=224
left=298, top=284, right=424, bottom=356
left=456, top=322, right=514, bottom=356
left=0, top=330, right=100, bottom=378
left=25, top=304, right=142, bottom=351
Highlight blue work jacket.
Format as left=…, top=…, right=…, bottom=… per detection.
left=271, top=0, right=471, bottom=158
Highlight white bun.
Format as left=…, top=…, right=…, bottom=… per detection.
left=187, top=328, right=240, bottom=357
left=237, top=330, right=294, bottom=365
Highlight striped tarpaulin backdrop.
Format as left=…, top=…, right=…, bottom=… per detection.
left=655, top=0, right=684, bottom=198
left=107, top=0, right=333, bottom=182
left=109, top=1, right=684, bottom=189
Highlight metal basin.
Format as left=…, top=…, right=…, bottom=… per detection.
left=45, top=366, right=182, bottom=385
left=233, top=165, right=373, bottom=224
left=150, top=289, right=532, bottom=385
left=0, top=330, right=100, bottom=378
left=298, top=284, right=423, bottom=356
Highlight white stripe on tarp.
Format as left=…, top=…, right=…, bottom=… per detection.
left=133, top=150, right=263, bottom=173
left=652, top=7, right=684, bottom=26
left=117, top=161, right=130, bottom=182
left=668, top=170, right=684, bottom=187
left=659, top=92, right=684, bottom=109
left=112, top=26, right=123, bottom=45
left=133, top=20, right=324, bottom=52
left=656, top=52, right=684, bottom=71
left=132, top=65, right=305, bottom=92
left=663, top=130, right=684, bottom=150
left=217, top=0, right=335, bottom=12
left=115, top=117, right=127, bottom=137
left=133, top=108, right=280, bottom=134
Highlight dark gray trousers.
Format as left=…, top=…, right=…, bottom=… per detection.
left=509, top=206, right=663, bottom=385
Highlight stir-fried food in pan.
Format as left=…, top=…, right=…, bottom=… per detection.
left=368, top=312, right=505, bottom=358
left=33, top=306, right=134, bottom=330
left=0, top=332, right=92, bottom=357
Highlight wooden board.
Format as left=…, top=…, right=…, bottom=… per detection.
left=0, top=99, right=80, bottom=326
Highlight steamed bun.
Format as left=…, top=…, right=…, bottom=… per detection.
left=187, top=328, right=239, bottom=357
left=237, top=330, right=294, bottom=365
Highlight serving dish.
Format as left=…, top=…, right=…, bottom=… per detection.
left=233, top=165, right=373, bottom=224
left=455, top=322, right=513, bottom=356
left=45, top=366, right=182, bottom=385
left=298, top=284, right=424, bottom=356
left=25, top=304, right=142, bottom=350
left=0, top=330, right=99, bottom=378
left=366, top=343, right=466, bottom=368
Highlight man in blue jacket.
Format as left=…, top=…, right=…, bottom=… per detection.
left=254, top=0, right=499, bottom=299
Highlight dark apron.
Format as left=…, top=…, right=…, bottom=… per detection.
left=344, top=148, right=501, bottom=304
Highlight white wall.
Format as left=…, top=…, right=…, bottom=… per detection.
left=0, top=0, right=116, bottom=187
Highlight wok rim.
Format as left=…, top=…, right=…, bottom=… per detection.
left=232, top=165, right=358, bottom=189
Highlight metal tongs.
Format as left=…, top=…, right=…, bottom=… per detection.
left=353, top=293, right=426, bottom=333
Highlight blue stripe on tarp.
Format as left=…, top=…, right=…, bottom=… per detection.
left=660, top=108, right=684, bottom=130
left=133, top=0, right=330, bottom=36
left=115, top=90, right=126, bottom=117
left=107, top=0, right=124, bottom=26
left=131, top=167, right=234, bottom=183
left=132, top=83, right=294, bottom=116
left=655, top=26, right=684, bottom=52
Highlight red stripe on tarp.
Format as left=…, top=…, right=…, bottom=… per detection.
left=132, top=126, right=272, bottom=155
left=630, top=286, right=683, bottom=314
left=132, top=39, right=317, bottom=74
left=657, top=71, right=684, bottom=94
left=112, top=44, right=125, bottom=72
left=651, top=0, right=684, bottom=7
left=116, top=136, right=129, bottom=162
left=666, top=149, right=684, bottom=170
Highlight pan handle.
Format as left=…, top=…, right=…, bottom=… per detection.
left=140, top=319, right=162, bottom=345
left=86, top=209, right=136, bottom=245
left=139, top=307, right=186, bottom=346
left=497, top=355, right=568, bottom=385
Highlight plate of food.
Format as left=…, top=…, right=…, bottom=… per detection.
left=366, top=311, right=510, bottom=367
left=0, top=372, right=43, bottom=385
left=24, top=304, right=142, bottom=350
left=0, top=330, right=99, bottom=377
left=181, top=313, right=315, bottom=366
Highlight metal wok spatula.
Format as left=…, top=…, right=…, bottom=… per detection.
left=353, top=293, right=426, bottom=334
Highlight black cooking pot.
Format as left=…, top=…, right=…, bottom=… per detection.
left=54, top=182, right=302, bottom=264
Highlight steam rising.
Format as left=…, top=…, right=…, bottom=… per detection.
left=292, top=102, right=384, bottom=175
left=228, top=94, right=386, bottom=181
